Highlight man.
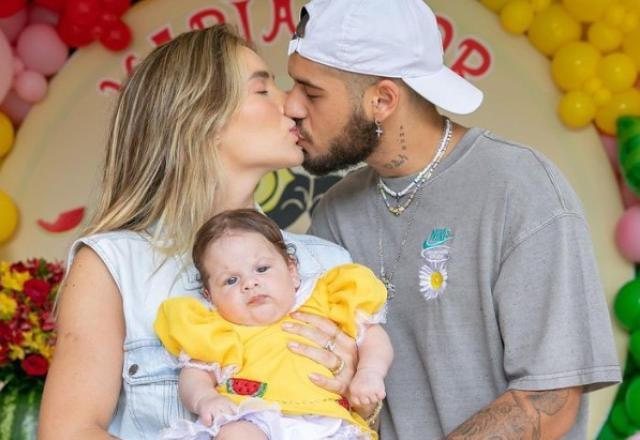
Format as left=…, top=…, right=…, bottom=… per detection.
left=284, top=0, right=621, bottom=438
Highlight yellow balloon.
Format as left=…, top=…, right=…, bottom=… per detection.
left=562, top=0, right=609, bottom=22
left=0, top=112, right=14, bottom=158
left=588, top=21, right=623, bottom=53
left=622, top=28, right=640, bottom=69
left=0, top=190, right=18, bottom=244
left=597, top=52, right=638, bottom=92
left=595, top=88, right=640, bottom=134
left=620, top=0, right=640, bottom=13
left=530, top=0, right=551, bottom=12
left=531, top=0, right=552, bottom=12
left=528, top=5, right=581, bottom=56
left=500, top=0, right=534, bottom=34
left=604, top=4, right=627, bottom=27
left=558, top=91, right=597, bottom=128
left=552, top=41, right=601, bottom=91
left=480, top=0, right=512, bottom=13
left=622, top=12, right=639, bottom=32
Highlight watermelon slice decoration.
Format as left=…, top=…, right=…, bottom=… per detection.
left=225, top=378, right=267, bottom=398
left=37, top=207, right=85, bottom=233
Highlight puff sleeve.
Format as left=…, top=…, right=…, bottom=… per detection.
left=154, top=297, right=243, bottom=371
left=315, top=264, right=387, bottom=339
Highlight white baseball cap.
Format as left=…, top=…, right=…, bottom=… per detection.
left=288, top=0, right=483, bottom=115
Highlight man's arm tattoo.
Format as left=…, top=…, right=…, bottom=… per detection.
left=447, top=389, right=571, bottom=440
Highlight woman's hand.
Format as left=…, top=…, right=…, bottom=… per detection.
left=282, top=311, right=357, bottom=397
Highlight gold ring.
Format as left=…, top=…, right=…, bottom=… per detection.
left=323, top=338, right=336, bottom=352
left=329, top=356, right=345, bottom=376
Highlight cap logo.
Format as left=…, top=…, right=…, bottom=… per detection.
left=293, top=7, right=309, bottom=39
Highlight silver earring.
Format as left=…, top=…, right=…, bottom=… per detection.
left=375, top=120, right=383, bottom=138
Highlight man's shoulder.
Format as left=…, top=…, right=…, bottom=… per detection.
left=470, top=130, right=582, bottom=214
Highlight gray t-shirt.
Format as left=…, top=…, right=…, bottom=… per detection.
left=309, top=128, right=621, bottom=439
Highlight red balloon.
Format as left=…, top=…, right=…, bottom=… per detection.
left=64, top=0, right=101, bottom=27
left=33, top=0, right=65, bottom=13
left=90, top=12, right=117, bottom=39
left=100, top=0, right=131, bottom=17
left=0, top=0, right=26, bottom=19
left=99, top=18, right=131, bottom=51
left=57, top=15, right=94, bottom=47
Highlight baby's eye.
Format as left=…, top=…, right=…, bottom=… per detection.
left=257, top=266, right=270, bottom=273
left=225, top=276, right=238, bottom=286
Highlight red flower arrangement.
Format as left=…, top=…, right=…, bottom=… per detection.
left=0, top=258, right=63, bottom=389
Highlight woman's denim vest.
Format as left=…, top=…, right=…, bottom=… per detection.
left=67, top=229, right=351, bottom=439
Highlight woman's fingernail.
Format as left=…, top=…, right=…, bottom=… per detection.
left=309, top=373, right=320, bottom=381
left=288, top=342, right=299, bottom=349
left=282, top=322, right=293, bottom=330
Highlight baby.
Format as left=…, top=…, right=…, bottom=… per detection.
left=155, top=209, right=393, bottom=440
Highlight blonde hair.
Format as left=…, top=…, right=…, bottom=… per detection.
left=85, top=24, right=252, bottom=256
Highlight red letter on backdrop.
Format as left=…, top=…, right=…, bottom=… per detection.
left=190, top=8, right=226, bottom=30
left=232, top=0, right=253, bottom=42
left=436, top=15, right=453, bottom=52
left=451, top=38, right=491, bottom=78
left=263, top=0, right=295, bottom=43
left=150, top=27, right=173, bottom=47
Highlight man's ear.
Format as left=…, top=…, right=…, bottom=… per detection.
left=367, top=79, right=401, bottom=123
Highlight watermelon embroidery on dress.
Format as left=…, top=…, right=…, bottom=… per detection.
left=225, top=378, right=267, bottom=398
left=337, top=396, right=351, bottom=410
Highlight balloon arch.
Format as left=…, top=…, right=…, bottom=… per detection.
left=0, top=0, right=639, bottom=438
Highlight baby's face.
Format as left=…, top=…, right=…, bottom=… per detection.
left=202, top=231, right=298, bottom=326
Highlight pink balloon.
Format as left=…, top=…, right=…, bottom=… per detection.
left=28, top=5, right=59, bottom=26
left=615, top=206, right=640, bottom=262
left=16, top=23, right=68, bottom=76
left=621, top=182, right=640, bottom=209
left=12, top=55, right=24, bottom=75
left=599, top=133, right=620, bottom=174
left=0, top=32, right=12, bottom=102
left=0, top=8, right=27, bottom=42
left=0, top=89, right=31, bottom=124
left=13, top=70, right=47, bottom=103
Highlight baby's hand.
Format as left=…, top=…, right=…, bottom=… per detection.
left=349, top=368, right=386, bottom=406
left=194, top=394, right=237, bottom=427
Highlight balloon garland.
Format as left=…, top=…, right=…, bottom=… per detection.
left=0, top=0, right=134, bottom=244
left=483, top=0, right=640, bottom=436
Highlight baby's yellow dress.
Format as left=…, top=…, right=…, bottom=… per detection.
left=154, top=263, right=386, bottom=439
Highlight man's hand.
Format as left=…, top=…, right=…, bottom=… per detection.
left=446, top=387, right=582, bottom=439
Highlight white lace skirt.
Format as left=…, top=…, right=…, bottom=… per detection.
left=160, top=399, right=370, bottom=440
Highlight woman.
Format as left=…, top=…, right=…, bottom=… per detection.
left=39, top=25, right=367, bottom=439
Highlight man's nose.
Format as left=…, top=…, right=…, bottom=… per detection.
left=284, top=88, right=306, bottom=121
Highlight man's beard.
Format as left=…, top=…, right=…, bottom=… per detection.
left=300, top=105, right=380, bottom=176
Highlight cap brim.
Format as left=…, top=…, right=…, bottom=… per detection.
left=403, top=67, right=483, bottom=115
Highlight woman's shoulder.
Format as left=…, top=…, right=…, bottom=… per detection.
left=281, top=231, right=352, bottom=277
